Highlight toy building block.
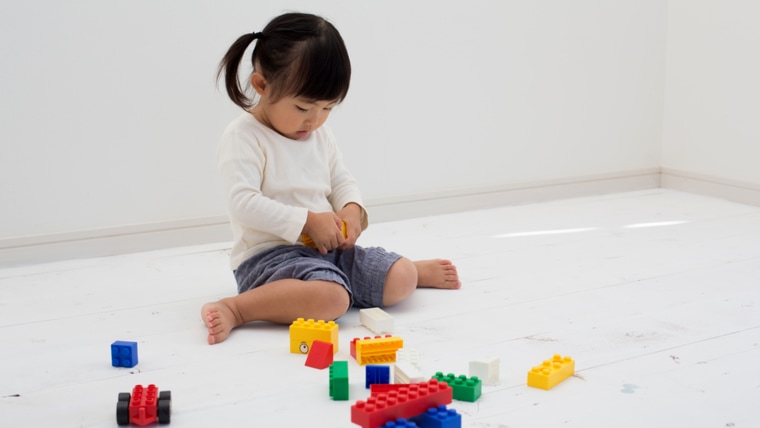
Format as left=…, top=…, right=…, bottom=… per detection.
left=351, top=335, right=391, bottom=360
left=431, top=373, right=481, bottom=402
left=360, top=307, right=394, bottom=334
left=355, top=335, right=404, bottom=365
left=366, top=365, right=391, bottom=388
left=527, top=354, right=575, bottom=390
left=397, top=349, right=422, bottom=370
left=289, top=318, right=339, bottom=354
left=469, top=357, right=499, bottom=386
left=411, top=405, right=462, bottom=428
left=116, top=384, right=171, bottom=426
left=395, top=361, right=425, bottom=384
left=351, top=379, right=453, bottom=428
left=329, top=361, right=349, bottom=401
left=381, top=419, right=419, bottom=428
left=305, top=340, right=334, bottom=369
left=111, top=341, right=138, bottom=368
left=302, top=221, right=347, bottom=248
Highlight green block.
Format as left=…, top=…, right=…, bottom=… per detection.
left=329, top=361, right=349, bottom=400
left=432, top=372, right=482, bottom=402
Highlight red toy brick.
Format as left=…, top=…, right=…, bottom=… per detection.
left=351, top=379, right=452, bottom=428
left=116, top=384, right=171, bottom=426
left=305, top=340, right=334, bottom=369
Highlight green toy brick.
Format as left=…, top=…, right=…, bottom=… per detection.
left=329, top=361, right=349, bottom=400
left=432, top=372, right=482, bottom=402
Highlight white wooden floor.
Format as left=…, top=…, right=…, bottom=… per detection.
left=2, top=189, right=759, bottom=428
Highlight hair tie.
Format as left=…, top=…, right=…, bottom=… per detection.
left=251, top=31, right=264, bottom=39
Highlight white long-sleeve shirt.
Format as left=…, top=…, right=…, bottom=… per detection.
left=217, top=112, right=367, bottom=269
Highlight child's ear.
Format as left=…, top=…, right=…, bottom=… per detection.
left=250, top=72, right=267, bottom=96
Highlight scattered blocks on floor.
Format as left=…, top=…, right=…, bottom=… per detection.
left=329, top=361, right=349, bottom=400
left=366, top=365, right=391, bottom=388
left=412, top=405, right=462, bottom=428
left=305, top=340, right=334, bottom=369
left=527, top=354, right=575, bottom=390
left=289, top=318, right=339, bottom=354
left=469, top=357, right=499, bottom=385
left=359, top=307, right=394, bottom=334
left=111, top=341, right=138, bottom=368
left=431, top=372, right=482, bottom=402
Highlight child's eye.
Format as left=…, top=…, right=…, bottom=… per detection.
left=296, top=105, right=308, bottom=112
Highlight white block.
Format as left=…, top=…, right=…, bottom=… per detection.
left=469, top=357, right=500, bottom=385
left=394, top=361, right=425, bottom=384
left=396, top=349, right=422, bottom=370
left=359, top=307, right=394, bottom=334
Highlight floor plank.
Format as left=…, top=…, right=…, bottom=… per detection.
left=1, top=189, right=759, bottom=427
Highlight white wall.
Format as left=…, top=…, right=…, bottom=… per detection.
left=0, top=1, right=667, bottom=263
left=661, top=0, right=760, bottom=200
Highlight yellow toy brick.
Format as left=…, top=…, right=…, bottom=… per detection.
left=527, top=354, right=575, bottom=390
left=301, top=221, right=347, bottom=248
left=355, top=335, right=403, bottom=365
left=289, top=318, right=339, bottom=354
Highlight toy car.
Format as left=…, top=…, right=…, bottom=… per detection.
left=116, top=384, right=171, bottom=426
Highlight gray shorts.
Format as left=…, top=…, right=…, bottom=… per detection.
left=233, top=245, right=402, bottom=309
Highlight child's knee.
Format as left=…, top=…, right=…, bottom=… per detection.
left=382, top=258, right=417, bottom=306
left=317, top=282, right=351, bottom=319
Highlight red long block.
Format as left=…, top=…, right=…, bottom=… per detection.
left=351, top=379, right=452, bottom=428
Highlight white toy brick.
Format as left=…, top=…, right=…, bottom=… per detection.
left=396, top=349, right=422, bottom=370
left=394, top=361, right=425, bottom=384
left=469, top=357, right=500, bottom=385
left=359, top=307, right=394, bottom=334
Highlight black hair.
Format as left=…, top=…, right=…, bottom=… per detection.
left=217, top=12, right=351, bottom=110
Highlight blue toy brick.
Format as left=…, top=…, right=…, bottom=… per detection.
left=381, top=418, right=419, bottom=428
left=365, top=364, right=391, bottom=388
left=111, top=341, right=138, bottom=368
left=412, top=405, right=462, bottom=428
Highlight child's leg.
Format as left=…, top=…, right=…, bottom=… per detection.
left=382, top=258, right=461, bottom=306
left=201, top=279, right=349, bottom=345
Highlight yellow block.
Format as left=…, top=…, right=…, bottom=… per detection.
left=289, top=318, right=339, bottom=354
left=527, top=354, right=575, bottom=390
left=301, top=221, right=347, bottom=248
left=355, top=335, right=403, bottom=365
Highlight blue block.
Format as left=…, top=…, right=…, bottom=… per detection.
left=412, top=405, right=462, bottom=428
left=381, top=418, right=419, bottom=428
left=111, top=341, right=138, bottom=368
left=365, top=364, right=390, bottom=388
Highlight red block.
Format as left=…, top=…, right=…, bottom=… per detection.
left=129, top=384, right=158, bottom=426
left=351, top=379, right=453, bottom=428
left=305, top=340, right=334, bottom=369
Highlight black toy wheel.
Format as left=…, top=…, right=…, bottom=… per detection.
left=157, top=390, right=172, bottom=424
left=116, top=393, right=130, bottom=426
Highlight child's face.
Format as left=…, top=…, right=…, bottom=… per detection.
left=263, top=96, right=337, bottom=141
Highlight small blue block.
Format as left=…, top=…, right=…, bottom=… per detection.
left=412, top=405, right=462, bottom=428
left=381, top=418, right=419, bottom=428
left=111, top=341, right=138, bottom=368
left=365, top=364, right=390, bottom=388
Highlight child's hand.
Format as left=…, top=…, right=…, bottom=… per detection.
left=337, top=203, right=363, bottom=250
left=302, top=211, right=346, bottom=255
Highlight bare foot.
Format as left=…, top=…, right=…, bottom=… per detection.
left=414, top=259, right=461, bottom=289
left=201, top=298, right=242, bottom=345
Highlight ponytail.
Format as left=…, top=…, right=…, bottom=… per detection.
left=217, top=32, right=262, bottom=110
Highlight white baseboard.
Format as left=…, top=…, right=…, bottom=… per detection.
left=365, top=169, right=662, bottom=222
left=0, top=169, right=661, bottom=267
left=661, top=168, right=760, bottom=207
